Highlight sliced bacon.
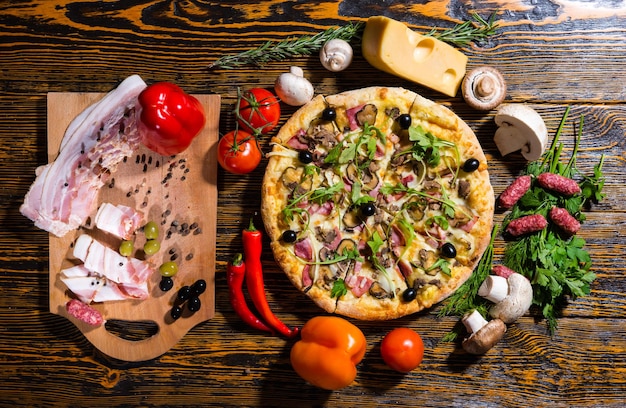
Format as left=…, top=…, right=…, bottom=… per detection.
left=294, top=237, right=313, bottom=261
left=20, top=75, right=147, bottom=237
left=301, top=265, right=312, bottom=287
left=73, top=234, right=155, bottom=285
left=459, top=216, right=478, bottom=232
left=345, top=273, right=372, bottom=298
left=345, top=104, right=364, bottom=130
left=286, top=130, right=309, bottom=150
left=94, top=202, right=144, bottom=240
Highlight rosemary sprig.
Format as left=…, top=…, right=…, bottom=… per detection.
left=426, top=11, right=499, bottom=48
left=209, top=13, right=499, bottom=69
left=208, top=22, right=364, bottom=69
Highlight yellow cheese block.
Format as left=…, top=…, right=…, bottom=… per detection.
left=362, top=16, right=468, bottom=97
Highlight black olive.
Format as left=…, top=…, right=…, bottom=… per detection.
left=159, top=276, right=174, bottom=292
left=441, top=242, right=457, bottom=258
left=462, top=158, right=480, bottom=172
left=360, top=202, right=376, bottom=217
left=170, top=305, right=183, bottom=320
left=298, top=150, right=314, bottom=164
left=403, top=287, right=417, bottom=302
left=177, top=285, right=191, bottom=302
left=397, top=114, right=412, bottom=129
left=187, top=297, right=201, bottom=312
left=321, top=107, right=337, bottom=121
left=282, top=229, right=297, bottom=243
left=191, top=279, right=207, bottom=296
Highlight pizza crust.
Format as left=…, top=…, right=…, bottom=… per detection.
left=262, top=87, right=494, bottom=320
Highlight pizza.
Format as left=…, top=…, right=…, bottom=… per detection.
left=261, top=87, right=494, bottom=320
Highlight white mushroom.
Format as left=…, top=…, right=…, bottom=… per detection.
left=494, top=104, right=548, bottom=161
left=274, top=66, right=314, bottom=106
left=462, top=66, right=507, bottom=110
left=479, top=272, right=533, bottom=324
left=461, top=310, right=507, bottom=355
left=319, top=39, right=353, bottom=72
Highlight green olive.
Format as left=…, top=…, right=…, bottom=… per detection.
left=119, top=240, right=134, bottom=257
left=143, top=239, right=161, bottom=256
left=159, top=261, right=179, bottom=277
left=144, top=221, right=159, bottom=240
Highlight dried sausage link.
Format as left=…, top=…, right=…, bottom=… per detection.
left=506, top=214, right=547, bottom=236
left=549, top=207, right=581, bottom=235
left=66, top=299, right=104, bottom=326
left=537, top=173, right=581, bottom=196
left=498, top=175, right=531, bottom=209
left=492, top=265, right=516, bottom=278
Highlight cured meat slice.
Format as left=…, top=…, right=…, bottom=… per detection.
left=94, top=202, right=144, bottom=240
left=61, top=263, right=150, bottom=304
left=20, top=75, right=148, bottom=237
left=72, top=234, right=155, bottom=285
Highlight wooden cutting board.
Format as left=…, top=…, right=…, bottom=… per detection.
left=47, top=91, right=220, bottom=361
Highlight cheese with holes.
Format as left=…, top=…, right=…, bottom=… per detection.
left=361, top=16, right=468, bottom=97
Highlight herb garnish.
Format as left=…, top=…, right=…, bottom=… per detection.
left=426, top=12, right=500, bottom=48
left=437, top=226, right=498, bottom=342
left=503, top=108, right=605, bottom=334
left=208, top=22, right=364, bottom=69
left=208, top=13, right=499, bottom=69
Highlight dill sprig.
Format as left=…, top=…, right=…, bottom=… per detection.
left=426, top=11, right=499, bottom=48
left=208, top=22, right=364, bottom=69
left=437, top=226, right=499, bottom=342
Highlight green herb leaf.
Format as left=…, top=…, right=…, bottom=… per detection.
left=331, top=278, right=348, bottom=298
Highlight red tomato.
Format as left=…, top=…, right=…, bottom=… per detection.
left=236, top=88, right=280, bottom=134
left=217, top=130, right=262, bottom=174
left=380, top=328, right=424, bottom=373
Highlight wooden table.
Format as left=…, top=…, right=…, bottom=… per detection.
left=1, top=1, right=625, bottom=406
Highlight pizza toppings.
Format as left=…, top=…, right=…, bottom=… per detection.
left=262, top=87, right=494, bottom=320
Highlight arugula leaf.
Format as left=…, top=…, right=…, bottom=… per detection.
left=367, top=230, right=385, bottom=254
left=331, top=278, right=348, bottom=298
left=406, top=125, right=456, bottom=167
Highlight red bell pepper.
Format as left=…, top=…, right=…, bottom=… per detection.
left=137, top=82, right=206, bottom=156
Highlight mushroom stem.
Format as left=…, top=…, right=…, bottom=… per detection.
left=478, top=275, right=509, bottom=303
left=462, top=309, right=489, bottom=334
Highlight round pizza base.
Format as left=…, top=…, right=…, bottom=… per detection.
left=262, top=87, right=494, bottom=320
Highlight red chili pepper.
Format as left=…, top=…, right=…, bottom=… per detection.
left=137, top=82, right=206, bottom=156
left=242, top=219, right=299, bottom=338
left=227, top=253, right=274, bottom=334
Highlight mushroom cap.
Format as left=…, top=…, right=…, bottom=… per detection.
left=319, top=38, right=354, bottom=72
left=494, top=104, right=548, bottom=161
left=489, top=273, right=533, bottom=324
left=462, top=66, right=507, bottom=110
left=274, top=66, right=315, bottom=106
left=462, top=318, right=507, bottom=355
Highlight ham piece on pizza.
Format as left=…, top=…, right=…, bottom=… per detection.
left=261, top=87, right=494, bottom=320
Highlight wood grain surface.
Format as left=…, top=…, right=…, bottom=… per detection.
left=0, top=1, right=625, bottom=407
left=47, top=92, right=220, bottom=362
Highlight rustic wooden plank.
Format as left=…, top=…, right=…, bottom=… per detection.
left=1, top=0, right=626, bottom=406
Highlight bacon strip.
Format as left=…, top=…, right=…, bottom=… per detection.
left=20, top=75, right=147, bottom=237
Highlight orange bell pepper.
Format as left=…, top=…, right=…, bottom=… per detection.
left=290, top=316, right=366, bottom=390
